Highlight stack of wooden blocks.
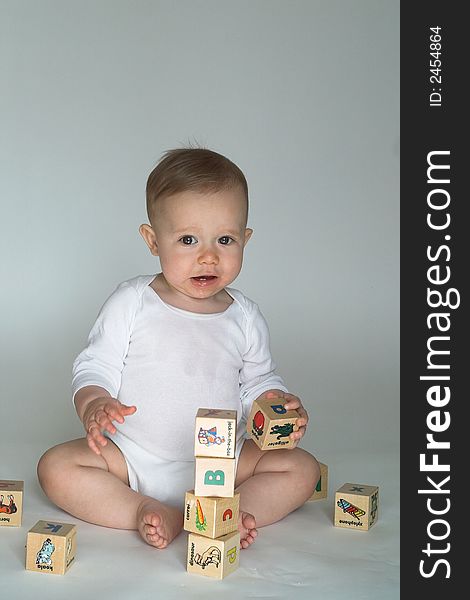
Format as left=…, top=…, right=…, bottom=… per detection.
left=185, top=408, right=240, bottom=579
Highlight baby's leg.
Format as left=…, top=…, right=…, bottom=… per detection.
left=37, top=439, right=183, bottom=549
left=235, top=440, right=320, bottom=528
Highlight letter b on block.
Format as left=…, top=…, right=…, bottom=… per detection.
left=204, top=470, right=225, bottom=486
left=195, top=457, right=236, bottom=497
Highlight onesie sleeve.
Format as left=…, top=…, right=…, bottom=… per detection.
left=239, top=301, right=288, bottom=421
left=71, top=281, right=139, bottom=405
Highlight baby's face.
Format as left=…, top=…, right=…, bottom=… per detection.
left=150, top=187, right=252, bottom=304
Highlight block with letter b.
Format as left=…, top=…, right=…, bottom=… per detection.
left=184, top=490, right=239, bottom=538
left=194, top=456, right=236, bottom=497
left=194, top=408, right=237, bottom=458
left=186, top=407, right=240, bottom=579
left=0, top=480, right=23, bottom=527
left=26, top=520, right=77, bottom=574
left=334, top=483, right=379, bottom=531
left=187, top=530, right=240, bottom=579
left=247, top=396, right=300, bottom=451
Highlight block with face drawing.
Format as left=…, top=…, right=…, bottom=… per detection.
left=186, top=408, right=240, bottom=579
left=194, top=408, right=237, bottom=459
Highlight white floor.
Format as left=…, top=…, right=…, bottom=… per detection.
left=1, top=442, right=399, bottom=599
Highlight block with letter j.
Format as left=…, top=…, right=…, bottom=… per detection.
left=186, top=407, right=239, bottom=579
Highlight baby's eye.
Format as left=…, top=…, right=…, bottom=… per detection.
left=179, top=235, right=197, bottom=245
left=218, top=236, right=234, bottom=245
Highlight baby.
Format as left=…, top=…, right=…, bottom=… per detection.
left=37, top=148, right=320, bottom=550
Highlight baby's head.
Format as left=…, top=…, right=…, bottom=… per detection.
left=140, top=148, right=253, bottom=305
left=145, top=147, right=249, bottom=226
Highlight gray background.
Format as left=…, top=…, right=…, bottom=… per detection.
left=1, top=0, right=399, bottom=456
left=0, top=2, right=399, bottom=596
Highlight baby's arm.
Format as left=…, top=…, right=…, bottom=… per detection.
left=74, top=385, right=136, bottom=456
left=71, top=281, right=141, bottom=455
left=238, top=299, right=309, bottom=443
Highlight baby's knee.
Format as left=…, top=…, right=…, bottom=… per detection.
left=37, top=444, right=70, bottom=492
left=37, top=446, right=56, bottom=487
left=292, top=449, right=321, bottom=496
left=308, top=454, right=321, bottom=488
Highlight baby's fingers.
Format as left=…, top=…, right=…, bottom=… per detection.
left=86, top=425, right=107, bottom=455
left=87, top=435, right=102, bottom=455
left=95, top=408, right=118, bottom=434
left=294, top=410, right=309, bottom=439
left=119, top=403, right=137, bottom=416
left=104, top=404, right=126, bottom=426
left=290, top=424, right=307, bottom=442
left=289, top=419, right=307, bottom=441
left=296, top=411, right=309, bottom=427
left=283, top=393, right=302, bottom=411
left=106, top=402, right=136, bottom=424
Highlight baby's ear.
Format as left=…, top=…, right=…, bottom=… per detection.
left=139, top=224, right=159, bottom=256
left=244, top=228, right=253, bottom=246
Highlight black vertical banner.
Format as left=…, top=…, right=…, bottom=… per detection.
left=401, top=1, right=465, bottom=595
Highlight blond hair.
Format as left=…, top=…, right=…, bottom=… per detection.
left=145, top=148, right=248, bottom=222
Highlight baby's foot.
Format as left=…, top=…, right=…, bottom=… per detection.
left=238, top=511, right=257, bottom=549
left=136, top=497, right=183, bottom=549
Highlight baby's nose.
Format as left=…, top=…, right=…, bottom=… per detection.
left=198, top=246, right=219, bottom=264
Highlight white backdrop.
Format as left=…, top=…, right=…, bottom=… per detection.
left=0, top=0, right=399, bottom=461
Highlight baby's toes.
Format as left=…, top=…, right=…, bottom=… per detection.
left=147, top=531, right=159, bottom=542
left=144, top=524, right=157, bottom=537
left=149, top=533, right=167, bottom=548
left=240, top=534, right=255, bottom=549
left=242, top=513, right=256, bottom=531
left=145, top=513, right=161, bottom=528
left=248, top=528, right=258, bottom=540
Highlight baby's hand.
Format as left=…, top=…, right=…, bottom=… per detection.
left=263, top=390, right=309, bottom=442
left=82, top=397, right=137, bottom=455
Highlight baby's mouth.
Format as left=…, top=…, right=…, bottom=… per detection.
left=190, top=275, right=219, bottom=287
left=192, top=276, right=217, bottom=282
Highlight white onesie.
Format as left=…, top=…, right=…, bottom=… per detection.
left=72, top=275, right=287, bottom=508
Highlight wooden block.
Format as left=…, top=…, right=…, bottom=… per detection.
left=26, top=520, right=77, bottom=574
left=334, top=483, right=379, bottom=531
left=194, top=408, right=237, bottom=458
left=184, top=490, right=239, bottom=539
left=308, top=462, right=328, bottom=501
left=194, top=457, right=236, bottom=497
left=247, top=396, right=299, bottom=451
left=187, top=530, right=240, bottom=579
left=0, top=480, right=23, bottom=527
